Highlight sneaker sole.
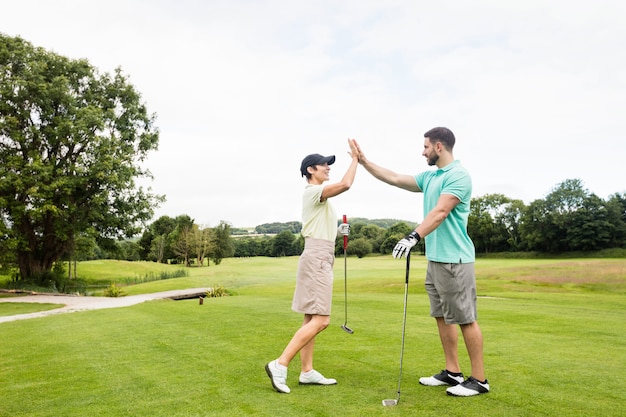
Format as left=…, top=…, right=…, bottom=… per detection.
left=419, top=379, right=450, bottom=386
left=446, top=384, right=489, bottom=396
left=419, top=377, right=462, bottom=387
left=298, top=381, right=337, bottom=386
left=446, top=388, right=485, bottom=396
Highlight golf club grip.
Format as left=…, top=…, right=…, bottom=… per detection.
left=405, top=252, right=410, bottom=284
left=343, top=214, right=348, bottom=249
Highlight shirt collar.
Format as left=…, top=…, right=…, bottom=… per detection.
left=437, top=159, right=459, bottom=173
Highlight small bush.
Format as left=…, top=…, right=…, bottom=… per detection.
left=206, top=285, right=229, bottom=298
left=103, top=283, right=127, bottom=297
left=347, top=238, right=373, bottom=258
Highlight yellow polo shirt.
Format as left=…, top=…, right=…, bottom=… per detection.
left=301, top=184, right=337, bottom=242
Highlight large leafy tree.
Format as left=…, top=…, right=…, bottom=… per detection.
left=210, top=221, right=234, bottom=265
left=468, top=193, right=524, bottom=253
left=192, top=226, right=213, bottom=267
left=0, top=34, right=162, bottom=281
left=605, top=193, right=626, bottom=248
left=468, top=194, right=506, bottom=253
left=139, top=215, right=177, bottom=262
left=270, top=230, right=296, bottom=257
left=168, top=215, right=194, bottom=265
left=519, top=179, right=615, bottom=252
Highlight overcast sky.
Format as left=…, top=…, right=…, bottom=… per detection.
left=3, top=0, right=625, bottom=227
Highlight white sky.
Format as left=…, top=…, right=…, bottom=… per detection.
left=2, top=0, right=625, bottom=227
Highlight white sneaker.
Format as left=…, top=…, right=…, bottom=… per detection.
left=299, top=369, right=337, bottom=385
left=446, top=376, right=490, bottom=397
left=419, top=369, right=464, bottom=386
left=265, top=360, right=290, bottom=393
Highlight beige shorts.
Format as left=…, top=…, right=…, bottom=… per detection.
left=292, top=238, right=335, bottom=316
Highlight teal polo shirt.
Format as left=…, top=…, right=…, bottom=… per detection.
left=414, top=160, right=475, bottom=263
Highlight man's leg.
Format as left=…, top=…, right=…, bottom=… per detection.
left=459, top=321, right=485, bottom=381
left=444, top=320, right=489, bottom=396
left=436, top=317, right=461, bottom=373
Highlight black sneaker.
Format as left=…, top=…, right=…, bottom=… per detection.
left=446, top=376, right=490, bottom=396
left=419, top=370, right=464, bottom=386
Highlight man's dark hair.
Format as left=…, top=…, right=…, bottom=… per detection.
left=424, top=127, right=456, bottom=151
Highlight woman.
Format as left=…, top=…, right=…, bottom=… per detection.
left=265, top=139, right=359, bottom=394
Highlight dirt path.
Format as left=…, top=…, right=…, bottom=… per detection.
left=0, top=288, right=208, bottom=324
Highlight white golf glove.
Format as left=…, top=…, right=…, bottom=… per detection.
left=392, top=231, right=420, bottom=259
left=337, top=223, right=350, bottom=236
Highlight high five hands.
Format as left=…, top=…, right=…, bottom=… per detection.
left=347, top=138, right=360, bottom=161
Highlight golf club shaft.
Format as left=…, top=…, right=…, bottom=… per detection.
left=344, top=246, right=347, bottom=322
left=343, top=214, right=348, bottom=251
left=344, top=215, right=347, bottom=322
left=383, top=252, right=411, bottom=406
left=396, top=252, right=410, bottom=397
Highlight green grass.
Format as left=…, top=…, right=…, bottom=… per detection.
left=1, top=256, right=625, bottom=416
left=0, top=300, right=63, bottom=315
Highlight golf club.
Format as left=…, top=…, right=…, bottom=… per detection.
left=382, top=251, right=411, bottom=406
left=341, top=214, right=353, bottom=334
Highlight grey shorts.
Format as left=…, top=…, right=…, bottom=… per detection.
left=291, top=238, right=335, bottom=316
left=425, top=261, right=477, bottom=325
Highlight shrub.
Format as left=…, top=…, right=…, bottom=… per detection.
left=347, top=238, right=373, bottom=258
left=103, top=283, right=127, bottom=297
left=205, top=285, right=229, bottom=298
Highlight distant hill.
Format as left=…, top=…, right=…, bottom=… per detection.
left=346, top=218, right=418, bottom=229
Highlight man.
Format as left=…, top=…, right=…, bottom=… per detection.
left=352, top=127, right=489, bottom=397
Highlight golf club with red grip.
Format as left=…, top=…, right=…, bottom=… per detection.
left=341, top=214, right=353, bottom=334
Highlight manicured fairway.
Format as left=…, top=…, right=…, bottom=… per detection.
left=1, top=256, right=624, bottom=416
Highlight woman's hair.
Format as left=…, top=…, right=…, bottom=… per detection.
left=424, top=127, right=455, bottom=151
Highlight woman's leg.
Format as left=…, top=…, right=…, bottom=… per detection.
left=278, top=314, right=330, bottom=368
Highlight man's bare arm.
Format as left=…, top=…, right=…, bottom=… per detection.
left=352, top=139, right=420, bottom=192
left=416, top=194, right=459, bottom=238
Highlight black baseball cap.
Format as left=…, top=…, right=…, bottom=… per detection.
left=300, top=153, right=336, bottom=177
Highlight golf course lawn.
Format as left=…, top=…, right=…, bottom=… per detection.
left=1, top=256, right=624, bottom=417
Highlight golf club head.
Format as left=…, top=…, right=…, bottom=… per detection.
left=341, top=324, right=354, bottom=334
left=382, top=399, right=398, bottom=407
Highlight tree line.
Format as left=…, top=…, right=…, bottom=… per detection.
left=41, top=176, right=626, bottom=276
left=232, top=178, right=626, bottom=258
left=469, top=179, right=625, bottom=253
left=68, top=215, right=235, bottom=267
